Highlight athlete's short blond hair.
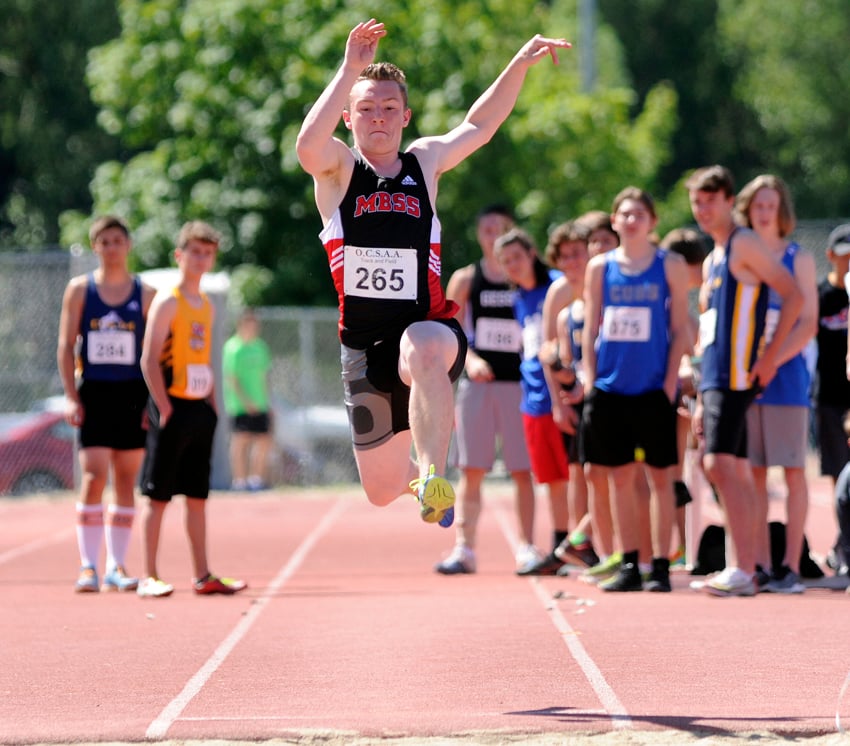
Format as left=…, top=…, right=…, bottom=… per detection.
left=177, top=220, right=220, bottom=249
left=351, top=62, right=409, bottom=108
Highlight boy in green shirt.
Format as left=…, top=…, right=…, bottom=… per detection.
left=222, top=310, right=273, bottom=490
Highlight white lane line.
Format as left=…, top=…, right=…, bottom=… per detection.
left=145, top=498, right=349, bottom=740
left=0, top=528, right=74, bottom=567
left=493, top=505, right=632, bottom=731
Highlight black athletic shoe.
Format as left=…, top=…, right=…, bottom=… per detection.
left=754, top=564, right=771, bottom=592
left=599, top=562, right=643, bottom=592
left=516, top=552, right=566, bottom=576
left=645, top=558, right=672, bottom=593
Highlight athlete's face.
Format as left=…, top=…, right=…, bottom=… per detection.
left=344, top=79, right=411, bottom=154
left=92, top=226, right=131, bottom=268
left=175, top=239, right=217, bottom=278
left=747, top=187, right=781, bottom=240
left=476, top=213, right=514, bottom=256
left=553, top=239, right=589, bottom=284
left=689, top=189, right=734, bottom=235
left=612, top=197, right=656, bottom=244
left=587, top=228, right=618, bottom=256
left=495, top=240, right=535, bottom=289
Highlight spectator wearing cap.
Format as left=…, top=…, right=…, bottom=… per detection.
left=816, top=224, right=850, bottom=574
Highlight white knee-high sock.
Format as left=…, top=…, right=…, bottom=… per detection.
left=105, top=504, right=135, bottom=572
left=76, top=503, right=104, bottom=569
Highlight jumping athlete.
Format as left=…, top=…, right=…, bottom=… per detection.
left=296, top=19, right=569, bottom=526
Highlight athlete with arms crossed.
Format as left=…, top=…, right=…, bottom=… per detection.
left=296, top=19, right=569, bottom=526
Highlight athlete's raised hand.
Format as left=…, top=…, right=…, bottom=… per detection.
left=516, top=34, right=571, bottom=67
left=344, top=19, right=387, bottom=71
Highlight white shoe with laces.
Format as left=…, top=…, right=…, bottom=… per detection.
left=137, top=577, right=174, bottom=598
left=515, top=543, right=543, bottom=574
left=435, top=544, right=476, bottom=575
left=702, top=566, right=756, bottom=597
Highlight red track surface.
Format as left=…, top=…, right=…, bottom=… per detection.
left=1, top=475, right=848, bottom=744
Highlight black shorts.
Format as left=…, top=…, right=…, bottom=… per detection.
left=341, top=318, right=467, bottom=450
left=78, top=378, right=148, bottom=450
left=580, top=387, right=677, bottom=468
left=817, top=404, right=850, bottom=481
left=231, top=412, right=270, bottom=434
left=701, top=387, right=760, bottom=458
left=141, top=397, right=218, bottom=501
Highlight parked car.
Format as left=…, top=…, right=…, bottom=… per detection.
left=0, top=410, right=75, bottom=496
left=270, top=396, right=357, bottom=485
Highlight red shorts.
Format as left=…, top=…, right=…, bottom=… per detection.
left=522, top=412, right=570, bottom=484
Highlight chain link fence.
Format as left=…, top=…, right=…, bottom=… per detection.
left=0, top=218, right=846, bottom=496
left=0, top=252, right=354, bottom=494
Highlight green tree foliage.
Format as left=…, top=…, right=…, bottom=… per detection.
left=597, top=0, right=850, bottom=220
left=0, top=0, right=123, bottom=249
left=718, top=0, right=850, bottom=216
left=60, top=0, right=676, bottom=305
left=597, top=0, right=765, bottom=192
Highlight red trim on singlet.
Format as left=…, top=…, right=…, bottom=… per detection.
left=426, top=241, right=458, bottom=320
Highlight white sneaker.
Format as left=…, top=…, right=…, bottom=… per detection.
left=689, top=575, right=711, bottom=591
left=702, top=566, right=756, bottom=597
left=137, top=577, right=174, bottom=598
left=515, top=543, right=543, bottom=574
left=435, top=544, right=476, bottom=575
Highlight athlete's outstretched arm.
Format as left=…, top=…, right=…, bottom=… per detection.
left=411, top=34, right=570, bottom=176
left=296, top=19, right=386, bottom=179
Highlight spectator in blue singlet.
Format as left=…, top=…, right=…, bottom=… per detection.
left=434, top=205, right=538, bottom=575
left=687, top=165, right=803, bottom=597
left=493, top=228, right=572, bottom=575
left=57, top=215, right=156, bottom=593
left=581, top=187, right=691, bottom=592
left=736, top=174, right=818, bottom=593
left=296, top=19, right=569, bottom=529
left=525, top=221, right=600, bottom=575
left=539, top=214, right=625, bottom=580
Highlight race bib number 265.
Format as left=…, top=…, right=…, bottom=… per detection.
left=343, top=246, right=418, bottom=300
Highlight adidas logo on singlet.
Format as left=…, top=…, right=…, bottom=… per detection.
left=401, top=175, right=417, bottom=186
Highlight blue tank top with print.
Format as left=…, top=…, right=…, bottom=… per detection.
left=514, top=269, right=561, bottom=415
left=594, top=249, right=670, bottom=395
left=699, top=229, right=768, bottom=392
left=79, top=274, right=145, bottom=382
left=758, top=242, right=810, bottom=406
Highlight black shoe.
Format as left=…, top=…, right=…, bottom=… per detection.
left=516, top=552, right=566, bottom=576
left=674, top=480, right=693, bottom=507
left=560, top=541, right=600, bottom=568
left=599, top=563, right=643, bottom=592
left=645, top=558, right=671, bottom=593
left=754, top=564, right=771, bottom=592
